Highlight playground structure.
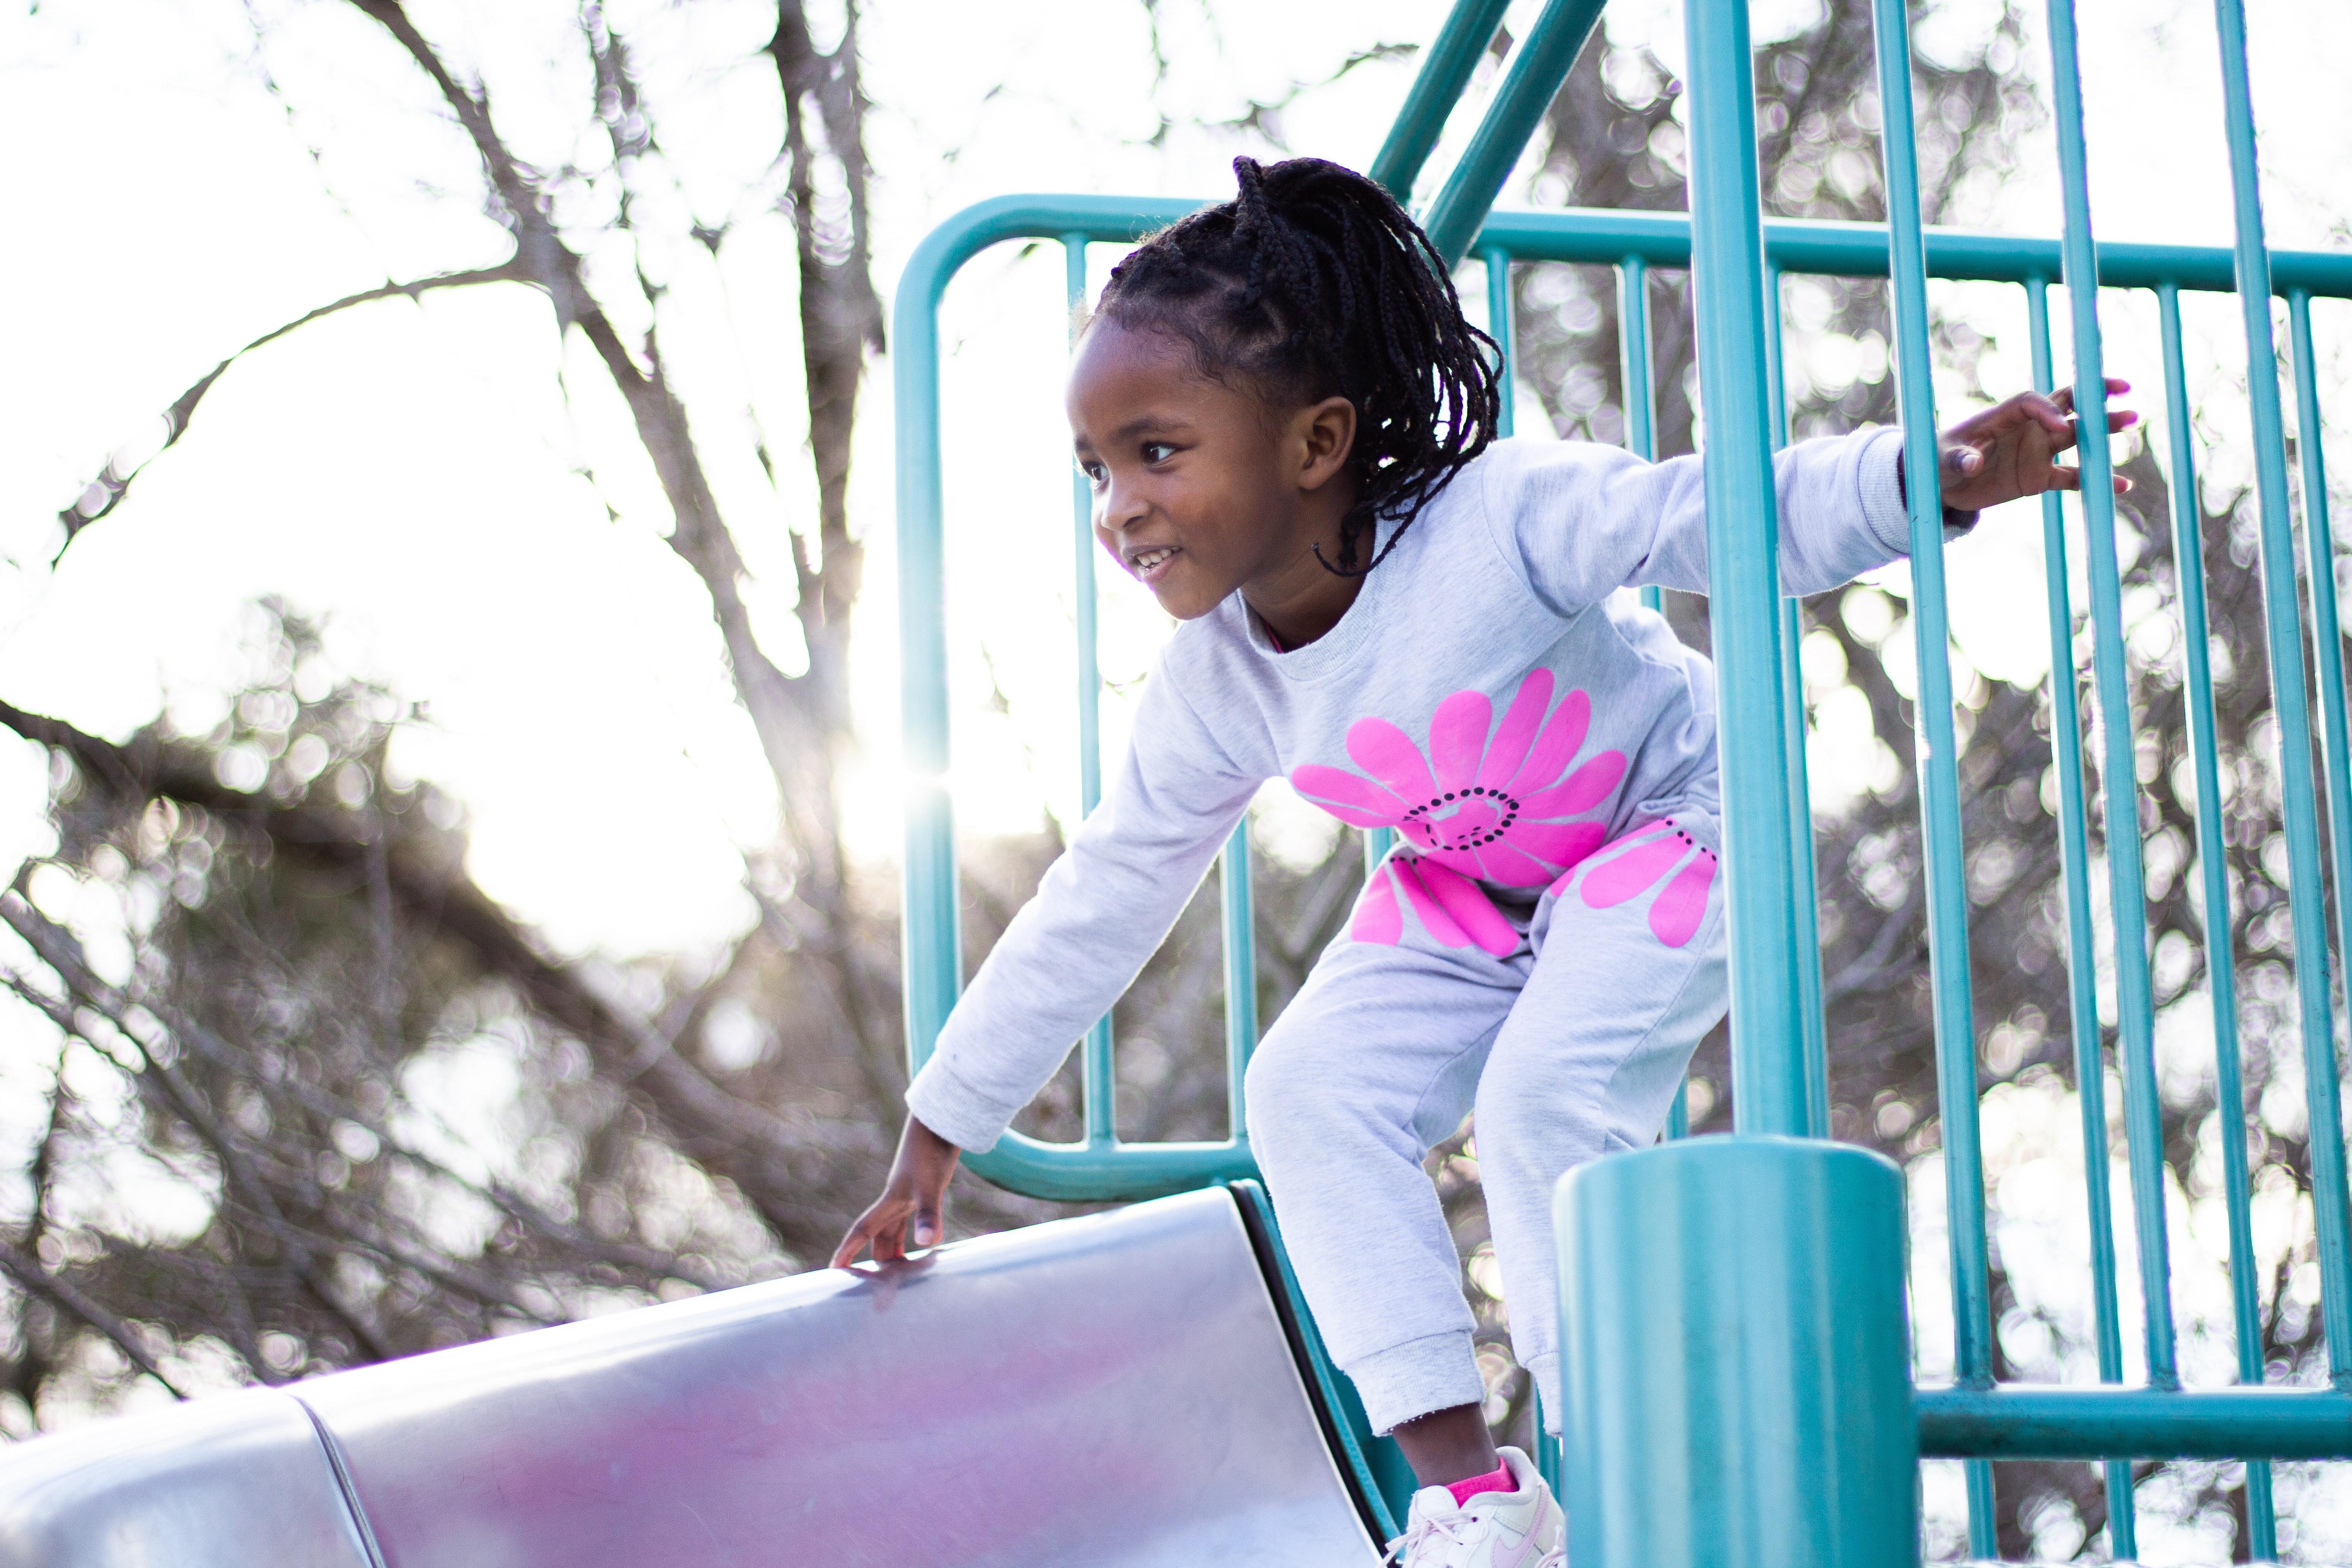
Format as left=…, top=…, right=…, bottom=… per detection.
left=2, top=0, right=2348, bottom=1562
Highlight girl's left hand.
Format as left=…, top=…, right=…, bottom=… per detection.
left=1931, top=377, right=2137, bottom=512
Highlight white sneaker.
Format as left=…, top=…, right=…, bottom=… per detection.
left=1382, top=1446, right=1565, bottom=1568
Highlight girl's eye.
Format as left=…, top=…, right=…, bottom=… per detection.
left=1079, top=461, right=1106, bottom=486
left=1141, top=441, right=1177, bottom=464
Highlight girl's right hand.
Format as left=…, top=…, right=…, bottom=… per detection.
left=831, top=1114, right=963, bottom=1267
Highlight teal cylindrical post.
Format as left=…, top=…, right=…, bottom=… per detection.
left=1557, top=1139, right=1919, bottom=1567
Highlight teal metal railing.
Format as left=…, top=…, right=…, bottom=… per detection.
left=893, top=0, right=2352, bottom=1553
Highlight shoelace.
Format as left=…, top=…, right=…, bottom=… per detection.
left=1382, top=1512, right=1486, bottom=1565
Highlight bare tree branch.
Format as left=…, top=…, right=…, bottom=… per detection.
left=55, top=259, right=531, bottom=554
left=0, top=1239, right=186, bottom=1401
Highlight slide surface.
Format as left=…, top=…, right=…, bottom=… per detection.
left=0, top=1187, right=1385, bottom=1566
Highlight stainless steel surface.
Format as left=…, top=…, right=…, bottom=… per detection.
left=0, top=1191, right=1372, bottom=1566
left=0, top=1387, right=376, bottom=1568
left=279, top=1187, right=1372, bottom=1566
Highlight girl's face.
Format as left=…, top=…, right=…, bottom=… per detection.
left=1068, top=318, right=1360, bottom=643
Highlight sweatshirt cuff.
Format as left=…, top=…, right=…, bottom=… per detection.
left=1871, top=427, right=1985, bottom=557
left=904, top=1054, right=1022, bottom=1154
left=1858, top=427, right=1912, bottom=558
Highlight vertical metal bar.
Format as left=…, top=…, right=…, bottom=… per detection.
left=2041, top=276, right=2139, bottom=1558
left=1619, top=257, right=1657, bottom=466
left=1487, top=247, right=1516, bottom=439
left=1621, top=254, right=1689, bottom=1142
left=1368, top=0, right=1514, bottom=201
left=1869, top=5, right=1996, bottom=1546
left=1221, top=821, right=1259, bottom=1142
left=2288, top=285, right=2352, bottom=1382
left=1762, top=263, right=1832, bottom=1139
left=1066, top=235, right=1117, bottom=1150
left=2213, top=0, right=2352, bottom=1385
left=1682, top=0, right=1808, bottom=1136
left=895, top=208, right=963, bottom=1077
left=1421, top=0, right=1607, bottom=266
left=2160, top=279, right=2275, bottom=1557
left=2045, top=0, right=2182, bottom=1392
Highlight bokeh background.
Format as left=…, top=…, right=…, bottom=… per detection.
left=2, top=0, right=2347, bottom=1557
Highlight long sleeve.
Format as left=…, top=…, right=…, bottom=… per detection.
left=1480, top=426, right=1914, bottom=612
left=905, top=665, right=1267, bottom=1153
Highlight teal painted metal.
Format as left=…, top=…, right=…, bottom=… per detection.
left=2213, top=0, right=2352, bottom=1384
left=1473, top=206, right=2352, bottom=294
left=1917, top=1387, right=2352, bottom=1459
left=1485, top=246, right=1515, bottom=438
left=1617, top=256, right=1657, bottom=464
left=2287, top=285, right=2352, bottom=1386
left=896, top=194, right=1256, bottom=1202
left=2157, top=279, right=2275, bottom=1554
left=1682, top=0, right=1808, bottom=1137
left=1869, top=8, right=1994, bottom=1547
left=2045, top=0, right=2181, bottom=1398
left=1761, top=264, right=1832, bottom=1139
left=1066, top=234, right=1117, bottom=1150
left=2032, top=277, right=2138, bottom=1555
left=1220, top=823, right=1258, bottom=1137
left=1367, top=0, right=1512, bottom=201
left=1419, top=0, right=1607, bottom=267
left=1556, top=1139, right=1918, bottom=1566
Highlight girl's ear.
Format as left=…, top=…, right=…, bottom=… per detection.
left=1295, top=396, right=1357, bottom=492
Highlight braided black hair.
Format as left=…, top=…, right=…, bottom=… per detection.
left=1090, top=156, right=1502, bottom=575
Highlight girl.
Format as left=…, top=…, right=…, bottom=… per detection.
left=834, top=157, right=2127, bottom=1566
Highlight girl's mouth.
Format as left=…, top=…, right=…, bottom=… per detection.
left=1129, top=545, right=1181, bottom=585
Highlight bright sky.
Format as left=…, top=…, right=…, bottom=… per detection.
left=0, top=0, right=2342, bottom=972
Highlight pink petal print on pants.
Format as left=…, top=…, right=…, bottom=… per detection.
left=1389, top=858, right=1469, bottom=947
left=1351, top=867, right=1403, bottom=944
left=1646, top=848, right=1718, bottom=946
left=1579, top=828, right=1693, bottom=908
left=1412, top=859, right=1519, bottom=956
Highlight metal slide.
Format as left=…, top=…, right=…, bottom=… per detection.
left=0, top=1187, right=1387, bottom=1567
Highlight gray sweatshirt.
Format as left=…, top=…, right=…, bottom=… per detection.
left=907, top=428, right=1915, bottom=1153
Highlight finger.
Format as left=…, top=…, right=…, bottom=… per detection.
left=2049, top=465, right=2082, bottom=492
left=2103, top=376, right=2131, bottom=395
left=2051, top=384, right=2073, bottom=413
left=911, top=1201, right=943, bottom=1250
left=2107, top=409, right=2138, bottom=431
left=1941, top=445, right=1984, bottom=478
left=2114, top=475, right=2132, bottom=495
left=831, top=1211, right=881, bottom=1269
left=870, top=1211, right=909, bottom=1264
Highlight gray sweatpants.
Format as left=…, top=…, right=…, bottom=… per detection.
left=1244, top=809, right=1730, bottom=1436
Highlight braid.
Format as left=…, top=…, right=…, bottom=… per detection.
left=1092, top=157, right=1502, bottom=574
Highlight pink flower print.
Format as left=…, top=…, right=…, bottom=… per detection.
left=1551, top=818, right=1720, bottom=948
left=1291, top=669, right=1627, bottom=888
left=1353, top=855, right=1520, bottom=957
